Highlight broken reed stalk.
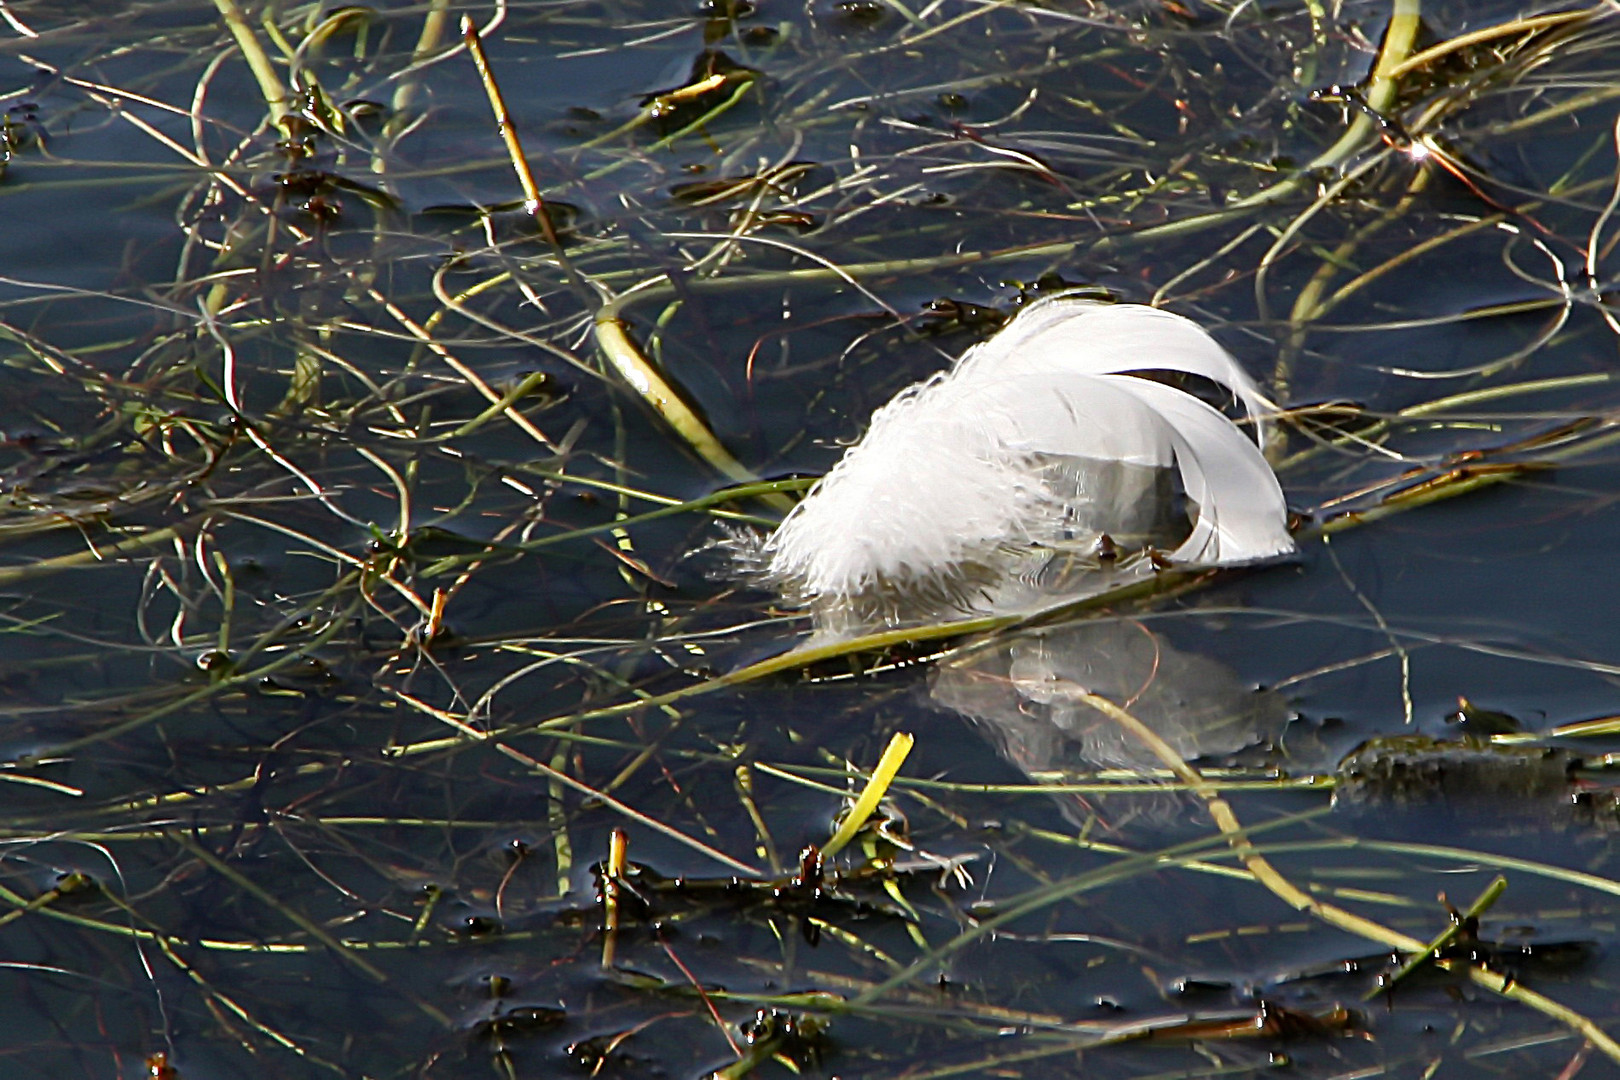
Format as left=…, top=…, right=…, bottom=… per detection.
left=602, top=827, right=628, bottom=968
left=1077, top=689, right=1620, bottom=1065
left=459, top=21, right=790, bottom=508
left=1367, top=875, right=1508, bottom=1002
left=822, top=732, right=914, bottom=860
left=459, top=15, right=567, bottom=256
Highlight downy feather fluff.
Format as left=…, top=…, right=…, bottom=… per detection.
left=763, top=296, right=1294, bottom=632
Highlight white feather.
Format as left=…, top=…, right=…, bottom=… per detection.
left=951, top=298, right=1275, bottom=444
left=763, top=296, right=1294, bottom=631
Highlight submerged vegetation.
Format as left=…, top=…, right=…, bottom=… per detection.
left=2, top=0, right=1620, bottom=1076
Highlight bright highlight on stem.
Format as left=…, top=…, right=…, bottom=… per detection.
left=823, top=732, right=915, bottom=860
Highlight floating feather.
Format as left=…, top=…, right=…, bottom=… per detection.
left=763, top=296, right=1295, bottom=633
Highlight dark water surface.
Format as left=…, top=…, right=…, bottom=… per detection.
left=4, top=0, right=1620, bottom=1077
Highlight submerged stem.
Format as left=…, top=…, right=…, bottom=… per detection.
left=1234, top=0, right=1422, bottom=209
left=209, top=0, right=291, bottom=133
left=1080, top=690, right=1620, bottom=1065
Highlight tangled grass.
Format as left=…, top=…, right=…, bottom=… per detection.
left=2, top=0, right=1620, bottom=1076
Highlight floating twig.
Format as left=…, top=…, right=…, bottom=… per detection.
left=1367, top=875, right=1509, bottom=1001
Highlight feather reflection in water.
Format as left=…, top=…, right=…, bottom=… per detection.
left=931, top=621, right=1291, bottom=776
left=764, top=296, right=1294, bottom=636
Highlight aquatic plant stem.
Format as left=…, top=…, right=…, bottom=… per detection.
left=0, top=872, right=91, bottom=930
left=493, top=742, right=759, bottom=876
left=365, top=283, right=560, bottom=451
left=1275, top=371, right=1616, bottom=474
left=1388, top=9, right=1595, bottom=79
left=1077, top=689, right=1620, bottom=1065
left=1236, top=0, right=1421, bottom=210
left=0, top=524, right=186, bottom=587
left=460, top=16, right=568, bottom=257
left=172, top=832, right=391, bottom=986
left=209, top=0, right=291, bottom=133
left=582, top=75, right=758, bottom=184
left=601, top=828, right=628, bottom=968
left=1270, top=163, right=1432, bottom=427
left=822, top=733, right=914, bottom=860
left=593, top=308, right=770, bottom=492
left=455, top=20, right=788, bottom=504
left=391, top=0, right=451, bottom=118
left=1367, top=875, right=1507, bottom=1001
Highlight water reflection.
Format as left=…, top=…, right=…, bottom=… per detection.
left=931, top=619, right=1290, bottom=776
